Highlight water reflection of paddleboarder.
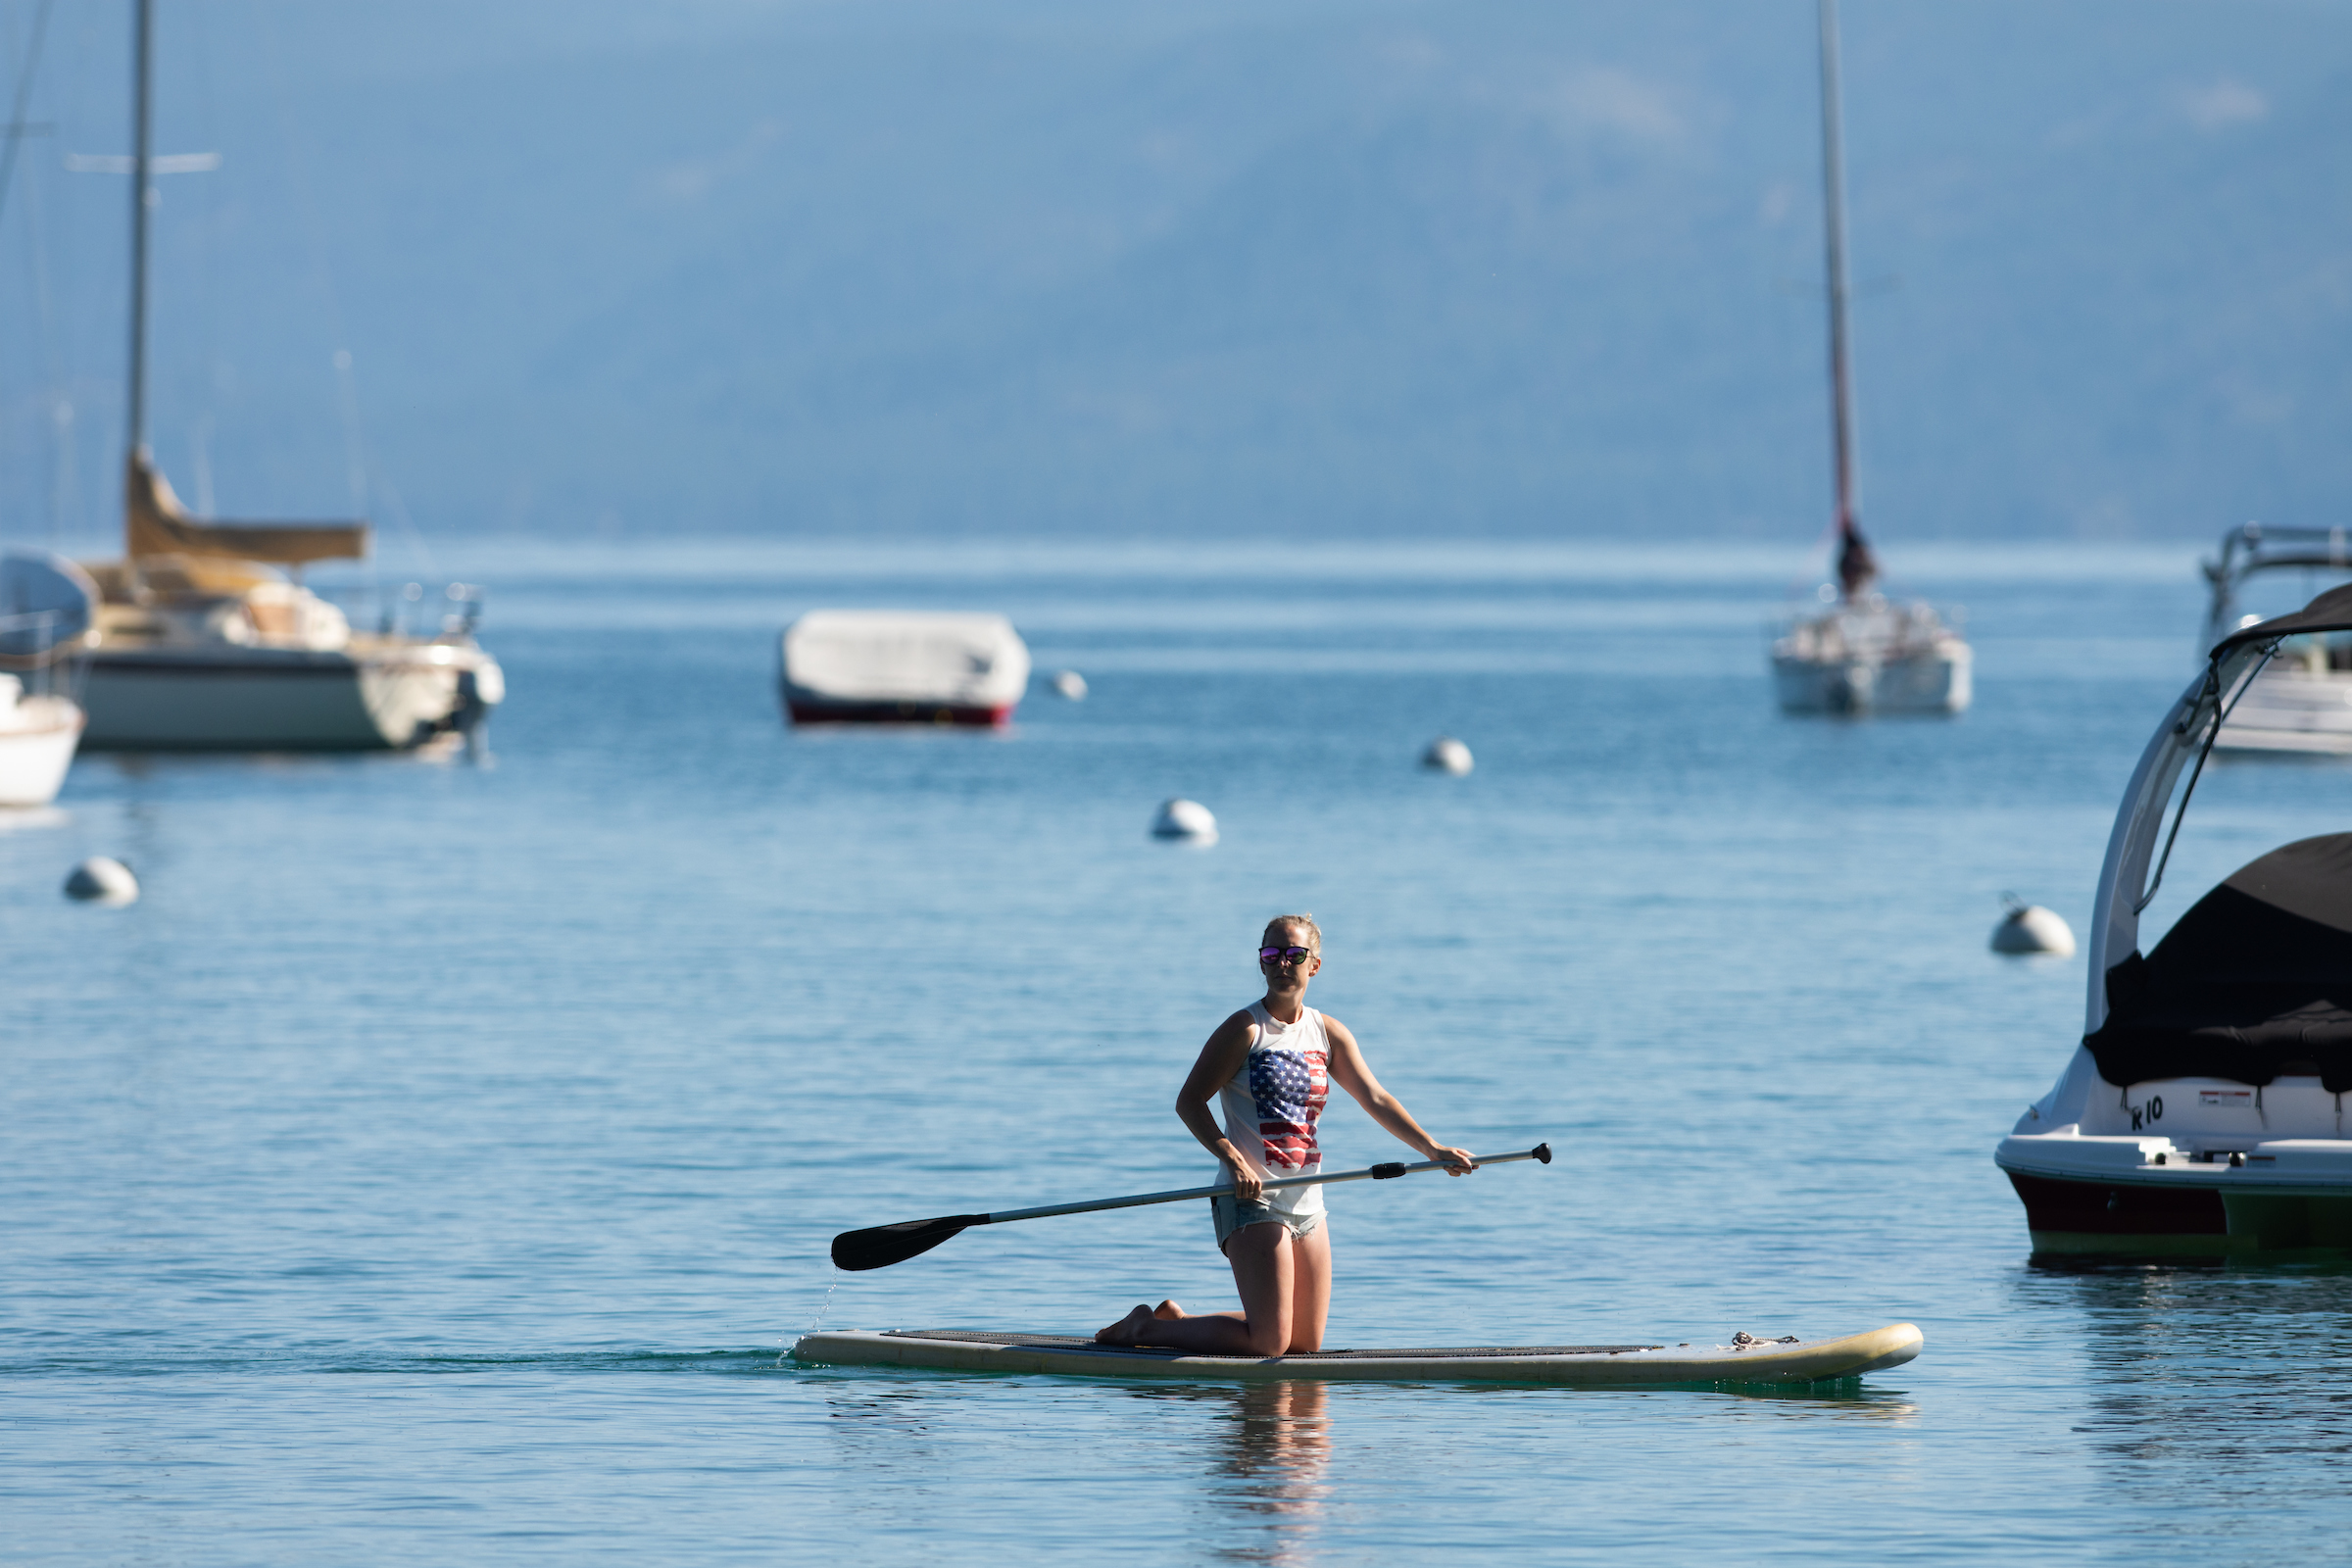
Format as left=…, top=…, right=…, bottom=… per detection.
left=1097, top=914, right=1476, bottom=1354
left=1218, top=1380, right=1329, bottom=1565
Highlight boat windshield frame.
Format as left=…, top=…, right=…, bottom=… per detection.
left=2086, top=582, right=2352, bottom=1034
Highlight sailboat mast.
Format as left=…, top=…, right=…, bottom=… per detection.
left=126, top=0, right=152, bottom=457
left=1816, top=0, right=1854, bottom=538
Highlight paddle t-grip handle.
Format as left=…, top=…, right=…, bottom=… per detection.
left=1376, top=1142, right=1545, bottom=1179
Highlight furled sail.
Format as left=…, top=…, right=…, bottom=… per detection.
left=1835, top=517, right=1878, bottom=601
left=125, top=453, right=368, bottom=565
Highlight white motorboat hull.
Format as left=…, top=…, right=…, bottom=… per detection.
left=1999, top=1051, right=2352, bottom=1256
left=2213, top=662, right=2352, bottom=754
left=780, top=611, right=1028, bottom=728
left=1999, top=1116, right=2352, bottom=1258
left=79, top=641, right=500, bottom=751
left=1999, top=966, right=2352, bottom=1257
left=1772, top=643, right=1971, bottom=714
left=0, top=695, right=84, bottom=807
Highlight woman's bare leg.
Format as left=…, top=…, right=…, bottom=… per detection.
left=1097, top=1224, right=1295, bottom=1354
left=1284, top=1222, right=1331, bottom=1352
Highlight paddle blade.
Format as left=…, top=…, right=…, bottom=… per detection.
left=831, top=1214, right=989, bottom=1272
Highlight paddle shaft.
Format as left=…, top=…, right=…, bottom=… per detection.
left=977, top=1144, right=1550, bottom=1227
left=829, top=1143, right=1552, bottom=1269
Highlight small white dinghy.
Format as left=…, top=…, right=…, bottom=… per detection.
left=793, top=1323, right=1923, bottom=1386
left=0, top=673, right=82, bottom=808
left=780, top=611, right=1030, bottom=726
left=0, top=552, right=93, bottom=807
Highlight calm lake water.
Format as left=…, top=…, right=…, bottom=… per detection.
left=6, top=540, right=2351, bottom=1565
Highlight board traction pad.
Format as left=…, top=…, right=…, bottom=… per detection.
left=885, top=1329, right=1662, bottom=1359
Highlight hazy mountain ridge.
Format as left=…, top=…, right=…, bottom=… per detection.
left=0, top=0, right=2344, bottom=549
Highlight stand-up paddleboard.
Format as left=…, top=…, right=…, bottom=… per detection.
left=793, top=1323, right=1923, bottom=1386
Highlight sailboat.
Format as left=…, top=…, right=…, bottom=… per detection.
left=1770, top=0, right=1971, bottom=716
left=73, top=0, right=502, bottom=752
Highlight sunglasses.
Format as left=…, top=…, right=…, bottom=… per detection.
left=1258, top=946, right=1315, bottom=966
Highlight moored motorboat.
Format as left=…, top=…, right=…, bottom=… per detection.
left=780, top=610, right=1029, bottom=726
left=792, top=1323, right=1924, bottom=1386
left=1769, top=0, right=1971, bottom=718
left=1995, top=584, right=2352, bottom=1257
left=2200, top=523, right=2352, bottom=754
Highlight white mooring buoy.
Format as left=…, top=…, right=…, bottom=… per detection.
left=1151, top=798, right=1218, bottom=845
left=1051, top=669, right=1088, bottom=701
left=1422, top=736, right=1474, bottom=775
left=1991, top=895, right=2074, bottom=956
left=64, top=857, right=139, bottom=906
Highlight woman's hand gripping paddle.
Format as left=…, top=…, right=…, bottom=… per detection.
left=829, top=1143, right=1551, bottom=1271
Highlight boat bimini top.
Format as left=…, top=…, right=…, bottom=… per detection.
left=2057, top=584, right=2352, bottom=1112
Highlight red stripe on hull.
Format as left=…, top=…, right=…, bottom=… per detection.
left=786, top=701, right=1013, bottom=727
left=2004, top=1171, right=2227, bottom=1238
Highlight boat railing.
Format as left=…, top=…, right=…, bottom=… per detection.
left=0, top=610, right=91, bottom=698
left=314, top=581, right=487, bottom=641
left=1776, top=596, right=1961, bottom=660
left=2205, top=522, right=2352, bottom=584
left=2202, top=524, right=2352, bottom=652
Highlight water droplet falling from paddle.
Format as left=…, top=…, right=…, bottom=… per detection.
left=780, top=1280, right=839, bottom=1367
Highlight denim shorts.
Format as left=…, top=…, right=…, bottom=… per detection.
left=1211, top=1192, right=1324, bottom=1252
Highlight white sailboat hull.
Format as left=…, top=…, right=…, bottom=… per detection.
left=1772, top=647, right=1971, bottom=714
left=0, top=695, right=84, bottom=806
left=1772, top=604, right=1972, bottom=715
left=79, top=642, right=499, bottom=751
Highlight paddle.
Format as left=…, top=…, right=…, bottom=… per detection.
left=830, top=1143, right=1551, bottom=1271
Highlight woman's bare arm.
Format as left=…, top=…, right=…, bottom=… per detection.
left=1322, top=1014, right=1477, bottom=1174
left=1176, top=1010, right=1265, bottom=1200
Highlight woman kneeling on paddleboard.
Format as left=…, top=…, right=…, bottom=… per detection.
left=1098, top=914, right=1476, bottom=1355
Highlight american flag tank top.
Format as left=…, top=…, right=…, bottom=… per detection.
left=1214, top=1003, right=1330, bottom=1218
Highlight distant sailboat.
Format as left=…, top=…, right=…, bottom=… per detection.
left=1770, top=0, right=1970, bottom=716
left=73, top=0, right=503, bottom=751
